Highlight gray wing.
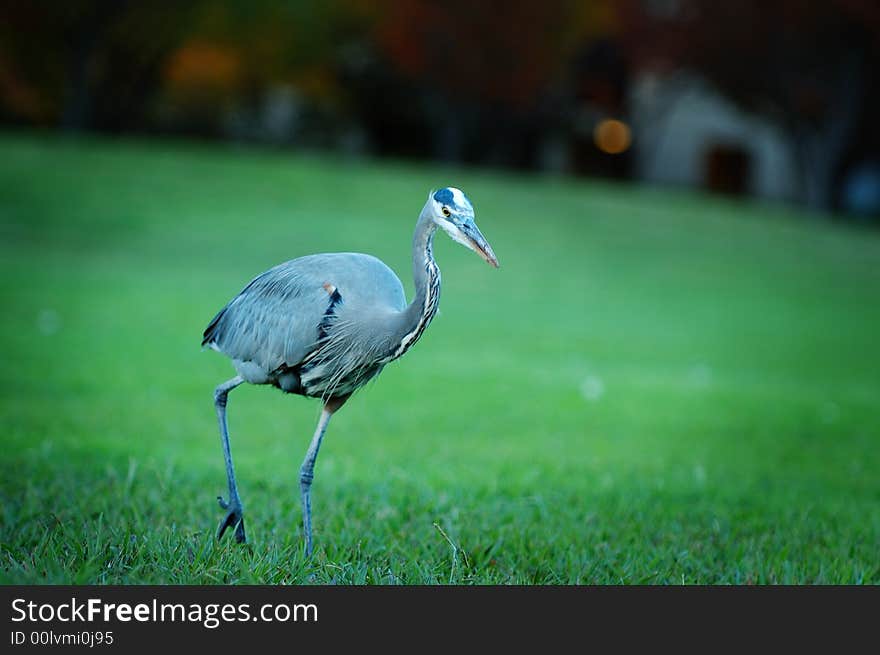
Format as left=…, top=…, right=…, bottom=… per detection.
left=202, top=253, right=406, bottom=375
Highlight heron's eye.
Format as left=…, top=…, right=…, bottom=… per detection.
left=441, top=206, right=451, bottom=218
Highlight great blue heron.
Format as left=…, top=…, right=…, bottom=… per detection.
left=202, top=187, right=498, bottom=555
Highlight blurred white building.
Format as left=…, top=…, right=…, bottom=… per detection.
left=629, top=72, right=800, bottom=201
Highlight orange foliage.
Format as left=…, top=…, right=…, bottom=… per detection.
left=165, top=40, right=243, bottom=93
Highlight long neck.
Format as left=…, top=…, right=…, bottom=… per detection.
left=389, top=206, right=441, bottom=360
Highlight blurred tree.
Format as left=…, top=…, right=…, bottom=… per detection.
left=0, top=1, right=198, bottom=131
left=0, top=0, right=372, bottom=138
left=149, top=0, right=375, bottom=141
left=369, top=0, right=617, bottom=165
left=619, top=0, right=880, bottom=211
left=0, top=0, right=634, bottom=175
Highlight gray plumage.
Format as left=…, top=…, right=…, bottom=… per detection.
left=203, top=187, right=498, bottom=555
left=203, top=253, right=407, bottom=399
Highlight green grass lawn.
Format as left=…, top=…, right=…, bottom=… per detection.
left=1, top=132, right=878, bottom=584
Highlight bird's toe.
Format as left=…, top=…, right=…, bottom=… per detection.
left=216, top=498, right=246, bottom=543
left=233, top=516, right=247, bottom=544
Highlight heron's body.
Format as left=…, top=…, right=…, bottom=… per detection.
left=203, top=253, right=412, bottom=399
left=202, top=187, right=497, bottom=554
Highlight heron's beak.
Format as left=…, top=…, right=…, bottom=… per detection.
left=459, top=220, right=499, bottom=268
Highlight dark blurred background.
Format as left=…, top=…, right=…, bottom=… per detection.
left=2, top=0, right=879, bottom=219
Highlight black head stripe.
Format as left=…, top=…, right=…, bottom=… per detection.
left=433, top=188, right=454, bottom=206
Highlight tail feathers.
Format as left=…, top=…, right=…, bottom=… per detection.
left=201, top=307, right=226, bottom=347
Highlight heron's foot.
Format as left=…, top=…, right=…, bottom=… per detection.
left=217, top=496, right=247, bottom=543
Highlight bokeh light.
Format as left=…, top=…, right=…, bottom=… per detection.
left=593, top=118, right=631, bottom=154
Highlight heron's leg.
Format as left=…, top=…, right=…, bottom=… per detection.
left=299, top=395, right=348, bottom=557
left=214, top=375, right=247, bottom=543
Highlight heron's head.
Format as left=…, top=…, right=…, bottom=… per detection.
left=428, top=187, right=499, bottom=268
